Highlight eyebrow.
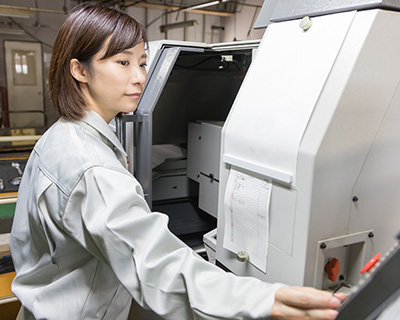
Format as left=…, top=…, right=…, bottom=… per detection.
left=121, top=50, right=148, bottom=59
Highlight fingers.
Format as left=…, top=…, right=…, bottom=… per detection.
left=276, top=287, right=342, bottom=309
left=332, top=292, right=346, bottom=304
left=271, top=303, right=339, bottom=320
left=271, top=286, right=346, bottom=320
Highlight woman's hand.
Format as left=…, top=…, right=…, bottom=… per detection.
left=271, top=286, right=346, bottom=319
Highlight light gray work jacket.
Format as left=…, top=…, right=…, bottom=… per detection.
left=10, top=110, right=283, bottom=320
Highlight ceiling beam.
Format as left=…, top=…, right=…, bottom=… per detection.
left=125, top=1, right=235, bottom=17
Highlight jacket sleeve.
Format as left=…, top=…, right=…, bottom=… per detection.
left=62, top=166, right=285, bottom=320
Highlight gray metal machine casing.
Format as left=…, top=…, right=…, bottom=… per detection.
left=216, top=3, right=400, bottom=289
left=255, top=0, right=400, bottom=28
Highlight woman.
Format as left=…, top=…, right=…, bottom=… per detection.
left=10, top=2, right=345, bottom=319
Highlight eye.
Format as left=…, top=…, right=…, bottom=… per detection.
left=140, top=62, right=147, bottom=68
left=119, top=61, right=129, bottom=66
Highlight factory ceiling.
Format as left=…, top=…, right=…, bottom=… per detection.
left=0, top=0, right=262, bottom=40
left=81, top=0, right=252, bottom=17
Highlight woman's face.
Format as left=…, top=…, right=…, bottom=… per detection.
left=83, top=41, right=147, bottom=123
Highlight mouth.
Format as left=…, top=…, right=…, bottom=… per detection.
left=125, top=92, right=142, bottom=99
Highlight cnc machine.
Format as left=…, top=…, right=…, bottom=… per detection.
left=118, top=0, right=400, bottom=292
left=216, top=0, right=400, bottom=290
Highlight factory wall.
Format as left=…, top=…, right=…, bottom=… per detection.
left=0, top=0, right=265, bottom=128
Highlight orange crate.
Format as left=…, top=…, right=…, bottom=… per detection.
left=0, top=271, right=15, bottom=298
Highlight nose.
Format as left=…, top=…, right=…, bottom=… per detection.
left=131, top=65, right=147, bottom=86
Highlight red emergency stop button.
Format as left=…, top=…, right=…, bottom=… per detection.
left=325, top=258, right=340, bottom=282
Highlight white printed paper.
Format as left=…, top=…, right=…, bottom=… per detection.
left=223, top=169, right=271, bottom=273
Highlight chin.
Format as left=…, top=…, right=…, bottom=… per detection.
left=130, top=106, right=139, bottom=113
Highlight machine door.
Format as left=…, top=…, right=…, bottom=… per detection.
left=130, top=40, right=260, bottom=206
left=117, top=40, right=260, bottom=242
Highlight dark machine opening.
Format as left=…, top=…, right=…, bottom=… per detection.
left=150, top=48, right=254, bottom=247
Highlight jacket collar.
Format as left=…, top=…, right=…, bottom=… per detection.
left=81, top=110, right=127, bottom=160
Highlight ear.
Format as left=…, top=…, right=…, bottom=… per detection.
left=70, top=58, right=88, bottom=83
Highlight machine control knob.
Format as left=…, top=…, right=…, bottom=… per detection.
left=300, top=16, right=313, bottom=31
left=325, top=258, right=340, bottom=282
left=237, top=251, right=249, bottom=262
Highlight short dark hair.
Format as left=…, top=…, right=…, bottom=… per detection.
left=49, top=2, right=147, bottom=120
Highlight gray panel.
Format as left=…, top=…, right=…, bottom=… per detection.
left=254, top=0, right=279, bottom=29
left=135, top=47, right=182, bottom=207
left=256, top=0, right=400, bottom=27
left=134, top=46, right=205, bottom=207
left=136, top=47, right=182, bottom=116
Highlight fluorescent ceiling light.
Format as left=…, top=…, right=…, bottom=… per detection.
left=181, top=0, right=231, bottom=12
left=0, top=5, right=33, bottom=19
left=0, top=28, right=25, bottom=35
left=160, top=20, right=198, bottom=33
